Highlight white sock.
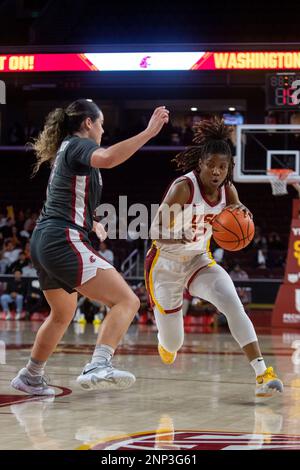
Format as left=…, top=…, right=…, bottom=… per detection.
left=25, top=357, right=46, bottom=376
left=250, top=357, right=266, bottom=377
left=91, top=344, right=114, bottom=365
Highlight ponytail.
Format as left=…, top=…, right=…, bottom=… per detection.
left=31, top=99, right=101, bottom=176
left=31, top=108, right=69, bottom=176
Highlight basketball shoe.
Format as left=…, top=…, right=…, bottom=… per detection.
left=158, top=343, right=177, bottom=365
left=11, top=368, right=55, bottom=396
left=76, top=360, right=136, bottom=391
left=92, top=313, right=102, bottom=326
left=255, top=367, right=283, bottom=400
left=78, top=313, right=87, bottom=324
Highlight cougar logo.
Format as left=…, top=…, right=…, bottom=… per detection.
left=140, top=55, right=151, bottom=68
left=90, top=255, right=96, bottom=263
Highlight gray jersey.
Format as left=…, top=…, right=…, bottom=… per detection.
left=37, top=135, right=102, bottom=233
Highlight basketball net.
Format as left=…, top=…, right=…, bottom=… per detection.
left=267, top=169, right=293, bottom=196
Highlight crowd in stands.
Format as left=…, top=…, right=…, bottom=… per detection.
left=6, top=110, right=300, bottom=148
left=6, top=119, right=195, bottom=147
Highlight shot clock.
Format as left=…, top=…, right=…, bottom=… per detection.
left=266, top=73, right=300, bottom=110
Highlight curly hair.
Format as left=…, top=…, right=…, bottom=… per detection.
left=31, top=99, right=101, bottom=176
left=173, top=116, right=234, bottom=186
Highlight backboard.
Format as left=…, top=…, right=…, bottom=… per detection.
left=234, top=125, right=300, bottom=183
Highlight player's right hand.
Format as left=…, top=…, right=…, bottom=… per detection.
left=146, top=106, right=169, bottom=137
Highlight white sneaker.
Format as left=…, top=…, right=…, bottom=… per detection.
left=10, top=368, right=55, bottom=396
left=5, top=312, right=11, bottom=320
left=15, top=312, right=22, bottom=320
left=76, top=361, right=136, bottom=391
left=92, top=313, right=102, bottom=325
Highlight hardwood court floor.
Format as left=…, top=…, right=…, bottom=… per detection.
left=0, top=320, right=300, bottom=450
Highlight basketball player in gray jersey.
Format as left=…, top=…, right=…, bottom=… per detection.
left=11, top=99, right=169, bottom=395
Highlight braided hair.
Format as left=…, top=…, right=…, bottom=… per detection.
left=173, top=116, right=234, bottom=187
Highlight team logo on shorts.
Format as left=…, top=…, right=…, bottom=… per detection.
left=89, top=255, right=96, bottom=263
left=79, top=430, right=300, bottom=450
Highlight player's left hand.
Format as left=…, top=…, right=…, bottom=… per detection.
left=93, top=222, right=108, bottom=241
left=226, top=204, right=253, bottom=219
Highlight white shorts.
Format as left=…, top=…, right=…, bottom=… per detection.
left=145, top=242, right=215, bottom=314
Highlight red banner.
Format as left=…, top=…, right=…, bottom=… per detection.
left=192, top=52, right=300, bottom=70
left=272, top=200, right=300, bottom=327
left=0, top=54, right=96, bottom=72
left=1, top=51, right=300, bottom=72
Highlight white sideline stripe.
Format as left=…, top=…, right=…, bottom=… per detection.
left=74, top=176, right=87, bottom=227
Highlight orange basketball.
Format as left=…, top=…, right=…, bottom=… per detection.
left=212, top=208, right=255, bottom=251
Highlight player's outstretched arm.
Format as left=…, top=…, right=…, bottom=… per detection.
left=90, top=106, right=169, bottom=169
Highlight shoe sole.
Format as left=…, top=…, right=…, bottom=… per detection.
left=158, top=349, right=177, bottom=365
left=76, top=374, right=136, bottom=391
left=255, top=380, right=284, bottom=402
left=160, top=355, right=177, bottom=365
left=10, top=377, right=55, bottom=396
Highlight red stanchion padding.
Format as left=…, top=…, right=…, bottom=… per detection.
left=272, top=284, right=300, bottom=327
left=272, top=200, right=300, bottom=327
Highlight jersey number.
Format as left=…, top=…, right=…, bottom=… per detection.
left=191, top=214, right=214, bottom=241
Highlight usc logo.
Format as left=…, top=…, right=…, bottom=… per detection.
left=294, top=241, right=300, bottom=266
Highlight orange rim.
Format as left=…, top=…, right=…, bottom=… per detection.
left=267, top=169, right=294, bottom=180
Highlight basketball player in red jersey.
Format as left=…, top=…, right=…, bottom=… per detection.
left=145, top=117, right=283, bottom=400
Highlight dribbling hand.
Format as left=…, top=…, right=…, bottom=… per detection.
left=226, top=203, right=253, bottom=219
left=146, top=106, right=170, bottom=137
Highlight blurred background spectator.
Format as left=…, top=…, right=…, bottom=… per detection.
left=0, top=270, right=26, bottom=320
left=98, top=241, right=114, bottom=266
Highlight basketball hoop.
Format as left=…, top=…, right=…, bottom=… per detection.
left=267, top=169, right=294, bottom=196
